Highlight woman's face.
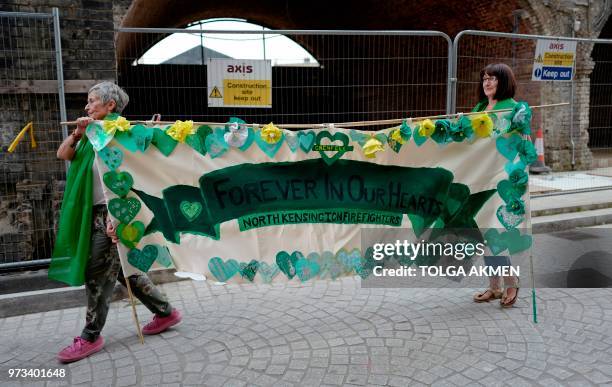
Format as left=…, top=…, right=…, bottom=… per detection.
left=482, top=73, right=498, bottom=99
left=85, top=92, right=115, bottom=120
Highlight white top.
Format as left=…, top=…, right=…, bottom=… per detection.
left=92, top=158, right=106, bottom=205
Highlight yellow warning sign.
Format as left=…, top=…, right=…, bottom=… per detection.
left=223, top=79, right=271, bottom=106
left=543, top=52, right=574, bottom=67
left=209, top=86, right=222, bottom=98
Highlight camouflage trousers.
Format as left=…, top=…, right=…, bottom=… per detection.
left=81, top=205, right=173, bottom=342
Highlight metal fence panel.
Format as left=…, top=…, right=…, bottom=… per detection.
left=0, top=11, right=65, bottom=266
left=453, top=30, right=612, bottom=194
left=116, top=29, right=452, bottom=128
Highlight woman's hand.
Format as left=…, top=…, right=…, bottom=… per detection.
left=106, top=220, right=119, bottom=244
left=74, top=117, right=93, bottom=137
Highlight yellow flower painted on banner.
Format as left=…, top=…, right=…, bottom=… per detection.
left=261, top=122, right=282, bottom=144
left=390, top=128, right=405, bottom=144
left=363, top=137, right=384, bottom=159
left=167, top=120, right=195, bottom=143
left=417, top=119, right=435, bottom=137
left=471, top=113, right=494, bottom=138
left=103, top=116, right=131, bottom=134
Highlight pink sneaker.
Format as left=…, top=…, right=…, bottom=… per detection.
left=142, top=309, right=182, bottom=335
left=57, top=336, right=104, bottom=363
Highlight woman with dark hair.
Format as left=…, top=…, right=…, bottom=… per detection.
left=472, top=63, right=520, bottom=308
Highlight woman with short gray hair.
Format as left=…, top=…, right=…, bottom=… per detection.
left=52, top=82, right=182, bottom=363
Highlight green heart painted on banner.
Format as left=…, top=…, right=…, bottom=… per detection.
left=152, top=127, right=178, bottom=156
left=153, top=245, right=173, bottom=268
left=258, top=262, right=280, bottom=283
left=86, top=122, right=114, bottom=151
left=118, top=221, right=145, bottom=249
left=185, top=125, right=213, bottom=156
left=239, top=260, right=260, bottom=282
left=315, top=131, right=352, bottom=165
left=205, top=129, right=229, bottom=158
left=115, top=124, right=153, bottom=153
left=208, top=257, right=240, bottom=282
left=496, top=205, right=524, bottom=230
left=254, top=131, right=285, bottom=158
left=298, top=131, right=316, bottom=152
left=495, top=134, right=522, bottom=160
left=497, top=180, right=526, bottom=203
left=103, top=171, right=133, bottom=197
left=108, top=197, right=141, bottom=224
left=276, top=251, right=303, bottom=279
left=180, top=201, right=202, bottom=222
left=484, top=229, right=508, bottom=255
left=295, top=257, right=320, bottom=282
left=285, top=132, right=299, bottom=153
left=505, top=228, right=532, bottom=254
left=99, top=146, right=123, bottom=170
left=127, top=245, right=158, bottom=272
left=387, top=133, right=403, bottom=153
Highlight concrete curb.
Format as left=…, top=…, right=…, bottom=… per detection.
left=0, top=269, right=187, bottom=318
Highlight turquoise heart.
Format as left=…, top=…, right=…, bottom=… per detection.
left=239, top=260, right=259, bottom=282
left=103, top=171, right=133, bottom=197
left=254, top=131, right=285, bottom=158
left=295, top=258, right=320, bottom=282
left=484, top=229, right=508, bottom=255
left=115, top=124, right=153, bottom=153
left=497, top=180, right=526, bottom=203
left=238, top=127, right=255, bottom=151
left=127, top=244, right=158, bottom=272
left=504, top=160, right=526, bottom=175
left=413, top=128, right=428, bottom=147
left=108, top=197, right=141, bottom=224
left=205, top=130, right=229, bottom=158
left=98, top=146, right=123, bottom=170
left=152, top=127, right=178, bottom=156
left=495, top=134, right=522, bottom=161
left=336, top=249, right=361, bottom=274
left=504, top=229, right=533, bottom=254
left=285, top=132, right=299, bottom=153
left=297, top=131, right=316, bottom=152
left=208, top=257, right=240, bottom=282
left=276, top=251, right=303, bottom=279
left=349, top=129, right=368, bottom=147
left=86, top=122, right=114, bottom=151
left=496, top=205, right=524, bottom=230
left=374, top=133, right=387, bottom=145
left=180, top=201, right=202, bottom=222
left=153, top=245, right=173, bottom=268
left=356, top=248, right=377, bottom=279
left=258, top=262, right=280, bottom=283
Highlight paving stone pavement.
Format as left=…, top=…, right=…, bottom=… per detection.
left=1, top=277, right=612, bottom=386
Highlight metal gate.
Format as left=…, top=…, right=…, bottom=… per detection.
left=0, top=9, right=66, bottom=269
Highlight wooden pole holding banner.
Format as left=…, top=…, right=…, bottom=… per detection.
left=124, top=276, right=145, bottom=344
left=60, top=102, right=569, bottom=128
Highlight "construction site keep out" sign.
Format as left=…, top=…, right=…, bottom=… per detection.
left=532, top=39, right=576, bottom=82
left=207, top=59, right=272, bottom=108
